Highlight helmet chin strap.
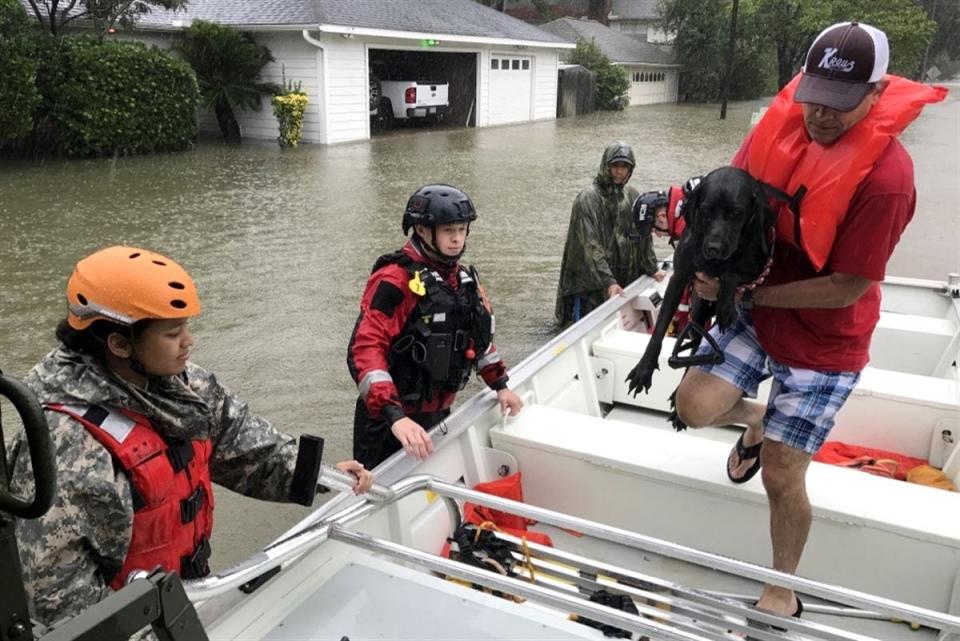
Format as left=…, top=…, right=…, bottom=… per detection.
left=128, top=356, right=148, bottom=376
left=415, top=229, right=465, bottom=265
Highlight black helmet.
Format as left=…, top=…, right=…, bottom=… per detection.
left=632, top=190, right=668, bottom=237
left=402, top=184, right=477, bottom=235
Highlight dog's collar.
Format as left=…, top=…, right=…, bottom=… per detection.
left=738, top=255, right=773, bottom=293
left=737, top=227, right=776, bottom=294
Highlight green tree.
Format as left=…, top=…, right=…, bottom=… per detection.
left=567, top=38, right=630, bottom=110
left=798, top=0, right=936, bottom=79
left=0, top=0, right=40, bottom=144
left=753, top=0, right=809, bottom=89
left=659, top=0, right=773, bottom=102
left=662, top=0, right=937, bottom=100
left=919, top=0, right=960, bottom=64
left=25, top=0, right=188, bottom=40
left=175, top=20, right=277, bottom=144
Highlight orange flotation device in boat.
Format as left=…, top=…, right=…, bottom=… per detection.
left=906, top=465, right=957, bottom=491
left=813, top=441, right=927, bottom=481
left=460, top=472, right=553, bottom=545
left=745, top=74, right=947, bottom=271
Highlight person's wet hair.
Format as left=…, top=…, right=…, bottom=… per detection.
left=56, top=318, right=152, bottom=360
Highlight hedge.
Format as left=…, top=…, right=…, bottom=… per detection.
left=45, top=36, right=199, bottom=157
left=0, top=0, right=40, bottom=144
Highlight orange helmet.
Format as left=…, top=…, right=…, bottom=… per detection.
left=66, top=246, right=202, bottom=330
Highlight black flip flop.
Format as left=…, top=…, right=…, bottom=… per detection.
left=746, top=596, right=804, bottom=636
left=771, top=596, right=804, bottom=632
left=727, top=432, right=763, bottom=484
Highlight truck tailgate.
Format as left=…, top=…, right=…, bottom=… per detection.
left=413, top=83, right=448, bottom=107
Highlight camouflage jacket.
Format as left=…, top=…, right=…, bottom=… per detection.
left=6, top=345, right=299, bottom=627
left=554, top=142, right=658, bottom=327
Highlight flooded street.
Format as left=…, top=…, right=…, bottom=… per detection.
left=1, top=86, right=957, bottom=568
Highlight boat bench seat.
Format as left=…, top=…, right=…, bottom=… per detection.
left=491, top=403, right=960, bottom=612
left=873, top=311, right=958, bottom=376
left=591, top=326, right=959, bottom=410
left=589, top=327, right=958, bottom=465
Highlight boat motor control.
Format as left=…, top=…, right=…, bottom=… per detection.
left=619, top=286, right=662, bottom=333
left=290, top=435, right=325, bottom=507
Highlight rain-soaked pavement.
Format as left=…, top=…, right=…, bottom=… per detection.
left=1, top=85, right=957, bottom=567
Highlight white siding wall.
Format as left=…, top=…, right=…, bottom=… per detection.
left=321, top=37, right=368, bottom=145
left=625, top=65, right=679, bottom=106
left=533, top=50, right=559, bottom=120
left=234, top=33, right=323, bottom=144
left=475, top=50, right=489, bottom=128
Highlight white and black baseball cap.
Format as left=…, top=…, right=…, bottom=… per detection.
left=795, top=21, right=889, bottom=112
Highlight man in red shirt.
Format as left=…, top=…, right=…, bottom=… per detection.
left=348, top=184, right=523, bottom=468
left=673, top=22, right=946, bottom=619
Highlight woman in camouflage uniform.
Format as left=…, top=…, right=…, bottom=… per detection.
left=7, top=246, right=372, bottom=627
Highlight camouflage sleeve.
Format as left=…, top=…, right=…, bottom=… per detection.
left=560, top=191, right=618, bottom=296
left=10, top=412, right=133, bottom=627
left=191, top=365, right=299, bottom=503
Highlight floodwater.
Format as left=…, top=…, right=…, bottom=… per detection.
left=1, top=84, right=957, bottom=568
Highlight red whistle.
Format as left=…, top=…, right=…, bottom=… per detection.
left=465, top=348, right=476, bottom=360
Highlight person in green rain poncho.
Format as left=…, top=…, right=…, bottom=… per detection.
left=555, top=141, right=665, bottom=327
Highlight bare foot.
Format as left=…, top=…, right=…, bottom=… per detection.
left=755, top=586, right=799, bottom=618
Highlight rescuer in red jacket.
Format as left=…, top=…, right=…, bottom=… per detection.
left=348, top=184, right=524, bottom=468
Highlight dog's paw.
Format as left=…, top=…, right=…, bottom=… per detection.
left=667, top=388, right=688, bottom=431
left=717, top=303, right=737, bottom=331
left=625, top=359, right=658, bottom=396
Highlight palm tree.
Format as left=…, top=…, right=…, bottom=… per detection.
left=175, top=20, right=277, bottom=143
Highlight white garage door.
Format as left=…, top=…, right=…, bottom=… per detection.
left=628, top=68, right=672, bottom=105
left=489, top=55, right=532, bottom=125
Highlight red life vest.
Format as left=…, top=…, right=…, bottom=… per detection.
left=745, top=74, right=946, bottom=271
left=661, top=184, right=692, bottom=336
left=665, top=184, right=686, bottom=241
left=47, top=403, right=214, bottom=589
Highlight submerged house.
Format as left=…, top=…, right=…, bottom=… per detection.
left=36, top=0, right=574, bottom=145
left=539, top=16, right=679, bottom=106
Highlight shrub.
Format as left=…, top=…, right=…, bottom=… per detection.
left=272, top=93, right=308, bottom=148
left=176, top=20, right=277, bottom=143
left=47, top=36, right=198, bottom=157
left=567, top=38, right=630, bottom=111
left=0, top=0, right=40, bottom=144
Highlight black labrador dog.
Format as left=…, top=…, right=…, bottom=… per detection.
left=626, top=166, right=776, bottom=396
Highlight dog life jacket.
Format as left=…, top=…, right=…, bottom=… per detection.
left=46, top=403, right=214, bottom=589
left=745, top=74, right=947, bottom=271
left=661, top=184, right=692, bottom=336
left=373, top=251, right=494, bottom=405
left=664, top=184, right=686, bottom=241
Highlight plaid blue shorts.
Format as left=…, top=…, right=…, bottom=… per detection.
left=695, top=311, right=861, bottom=454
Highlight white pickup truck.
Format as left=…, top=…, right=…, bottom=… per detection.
left=371, top=77, right=449, bottom=126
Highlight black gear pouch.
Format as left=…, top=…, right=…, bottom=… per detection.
left=422, top=333, right=452, bottom=382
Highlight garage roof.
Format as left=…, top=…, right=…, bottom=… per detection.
left=96, top=0, right=570, bottom=47
left=314, top=0, right=568, bottom=44
left=539, top=17, right=677, bottom=66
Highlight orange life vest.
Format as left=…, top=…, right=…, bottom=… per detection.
left=744, top=74, right=947, bottom=270
left=47, top=403, right=214, bottom=589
